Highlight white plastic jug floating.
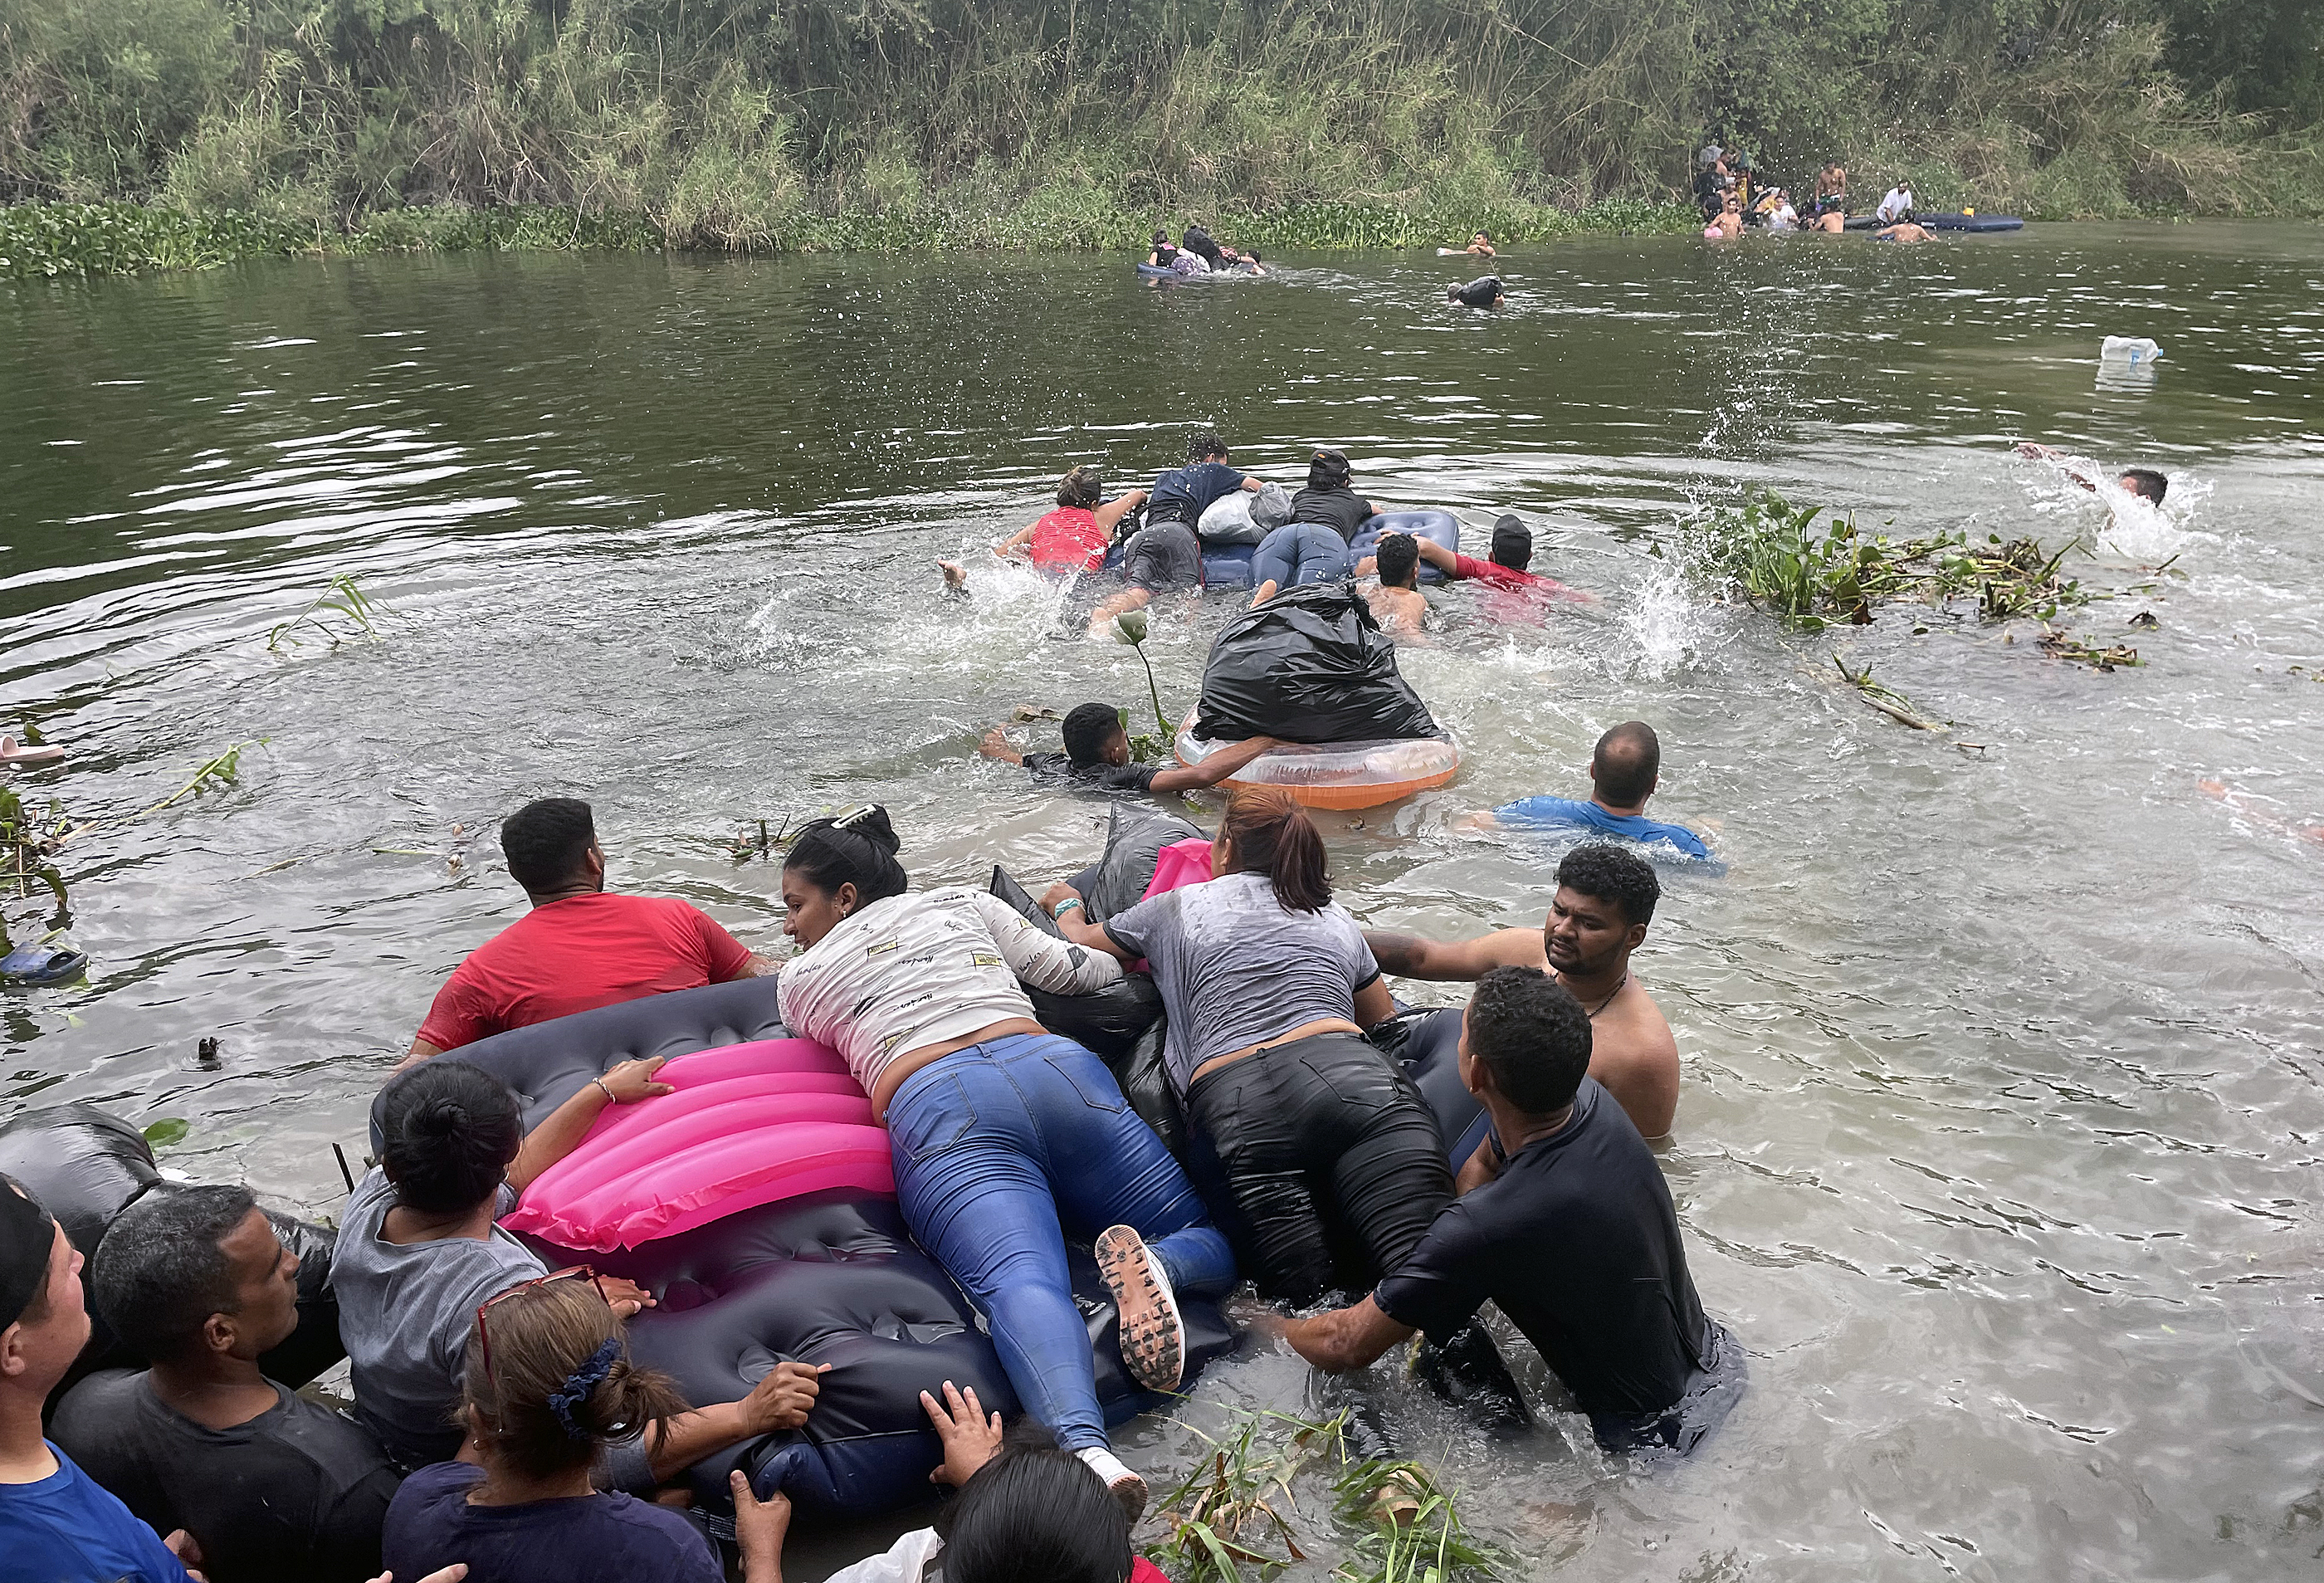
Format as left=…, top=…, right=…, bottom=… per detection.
left=2101, top=335, right=2162, bottom=367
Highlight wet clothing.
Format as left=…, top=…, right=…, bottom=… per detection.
left=1121, top=521, right=1204, bottom=593
left=1252, top=523, right=1351, bottom=590
left=1028, top=506, right=1107, bottom=573
left=1102, top=871, right=1381, bottom=1094
left=1373, top=1078, right=1728, bottom=1445
left=1146, top=462, right=1246, bottom=525
left=1492, top=796, right=1711, bottom=858
left=51, top=1370, right=399, bottom=1583
left=1023, top=753, right=1160, bottom=795
left=380, top=1463, right=719, bottom=1583
left=886, top=1033, right=1234, bottom=1452
left=0, top=1444, right=194, bottom=1583
left=334, top=1169, right=546, bottom=1469
left=1185, top=1032, right=1451, bottom=1303
left=777, top=887, right=1122, bottom=1098
left=1169, top=250, right=1211, bottom=276
left=1290, top=486, right=1376, bottom=542
left=414, top=892, right=754, bottom=1051
left=1877, top=186, right=1913, bottom=223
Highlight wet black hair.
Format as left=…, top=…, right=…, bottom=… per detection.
left=784, top=805, right=910, bottom=909
left=1374, top=532, right=1419, bottom=588
left=1590, top=720, right=1660, bottom=808
left=1555, top=843, right=1660, bottom=927
left=1062, top=702, right=1125, bottom=766
left=501, top=797, right=596, bottom=895
left=1467, top=966, right=1593, bottom=1115
left=1306, top=447, right=1352, bottom=492
left=1489, top=514, right=1533, bottom=570
left=1057, top=466, right=1103, bottom=510
left=378, top=1061, right=525, bottom=1216
left=937, top=1420, right=1131, bottom=1583
left=2120, top=467, right=2168, bottom=504
left=91, top=1185, right=257, bottom=1362
left=1186, top=428, right=1228, bottom=462
left=1150, top=230, right=1169, bottom=247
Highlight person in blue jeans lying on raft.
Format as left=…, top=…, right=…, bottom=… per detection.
left=1466, top=721, right=1711, bottom=858
left=774, top=806, right=1235, bottom=1523
left=1261, top=968, right=1744, bottom=1457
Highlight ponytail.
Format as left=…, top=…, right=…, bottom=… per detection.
left=1218, top=787, right=1330, bottom=913
left=784, top=804, right=910, bottom=908
left=1057, top=466, right=1103, bottom=510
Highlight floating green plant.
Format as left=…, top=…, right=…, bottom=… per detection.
left=268, top=574, right=381, bottom=651
left=139, top=740, right=266, bottom=818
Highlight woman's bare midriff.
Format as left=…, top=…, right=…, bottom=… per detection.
left=871, top=1018, right=1050, bottom=1119
left=1186, top=1017, right=1365, bottom=1088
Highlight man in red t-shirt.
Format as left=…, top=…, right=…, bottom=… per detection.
left=403, top=797, right=769, bottom=1062
left=1360, top=514, right=1589, bottom=613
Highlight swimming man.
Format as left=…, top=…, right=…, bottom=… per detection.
left=981, top=701, right=1275, bottom=796
left=1472, top=721, right=1709, bottom=857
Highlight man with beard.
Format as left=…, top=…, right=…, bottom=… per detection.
left=1362, top=843, right=1679, bottom=1137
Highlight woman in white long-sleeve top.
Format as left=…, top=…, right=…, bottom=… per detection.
left=774, top=806, right=1233, bottom=1522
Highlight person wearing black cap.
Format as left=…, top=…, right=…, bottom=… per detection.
left=0, top=1175, right=201, bottom=1582
left=1355, top=512, right=1586, bottom=615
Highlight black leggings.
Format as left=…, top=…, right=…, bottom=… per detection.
left=1185, top=1033, right=1452, bottom=1305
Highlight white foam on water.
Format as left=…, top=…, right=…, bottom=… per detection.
left=1623, top=560, right=1703, bottom=679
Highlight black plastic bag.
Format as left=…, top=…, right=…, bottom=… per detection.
left=1180, top=224, right=1225, bottom=267
left=1194, top=582, right=1442, bottom=745
left=1451, top=276, right=1503, bottom=307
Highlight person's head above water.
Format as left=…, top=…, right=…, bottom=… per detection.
left=1374, top=532, right=1419, bottom=589
left=378, top=1059, right=524, bottom=1216
left=1472, top=231, right=1491, bottom=246
left=1545, top=843, right=1658, bottom=979
left=2119, top=467, right=2168, bottom=504
left=1, top=1175, right=88, bottom=1410
left=1213, top=787, right=1330, bottom=914
left=781, top=804, right=911, bottom=947
left=938, top=1419, right=1133, bottom=1583
left=501, top=796, right=603, bottom=900
left=1057, top=465, right=1103, bottom=510
left=1490, top=514, right=1533, bottom=570
left=1462, top=966, right=1594, bottom=1118
left=1307, top=447, right=1353, bottom=492
left=92, top=1185, right=301, bottom=1370
left=1589, top=720, right=1661, bottom=810
left=1185, top=428, right=1228, bottom=463
left=461, top=1277, right=686, bottom=1483
left=1062, top=702, right=1129, bottom=767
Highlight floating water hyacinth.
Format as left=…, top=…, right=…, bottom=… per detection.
left=1112, top=609, right=1171, bottom=740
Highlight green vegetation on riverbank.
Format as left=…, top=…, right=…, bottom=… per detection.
left=2, top=0, right=2319, bottom=280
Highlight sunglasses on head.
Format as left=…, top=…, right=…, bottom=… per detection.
left=476, top=1266, right=608, bottom=1387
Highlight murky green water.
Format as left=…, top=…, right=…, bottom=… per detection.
left=5, top=222, right=2322, bottom=1581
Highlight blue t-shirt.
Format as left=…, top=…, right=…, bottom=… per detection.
left=1493, top=796, right=1711, bottom=858
left=381, top=1461, right=720, bottom=1583
left=0, top=1444, right=193, bottom=1583
left=1148, top=461, right=1246, bottom=520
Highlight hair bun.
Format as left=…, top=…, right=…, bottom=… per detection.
left=834, top=804, right=902, bottom=857
left=417, top=1097, right=468, bottom=1136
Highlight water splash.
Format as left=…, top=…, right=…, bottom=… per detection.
left=1623, top=561, right=1703, bottom=679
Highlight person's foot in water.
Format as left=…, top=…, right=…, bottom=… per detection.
left=937, top=558, right=968, bottom=594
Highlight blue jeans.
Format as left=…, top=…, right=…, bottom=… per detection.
left=886, top=1033, right=1236, bottom=1452
left=1252, top=523, right=1350, bottom=589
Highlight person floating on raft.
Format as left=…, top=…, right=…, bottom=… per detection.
left=940, top=466, right=1149, bottom=589
left=1084, top=430, right=1266, bottom=638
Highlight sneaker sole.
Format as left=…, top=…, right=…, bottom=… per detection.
left=1108, top=1468, right=1150, bottom=1525
left=1095, top=1224, right=1184, bottom=1393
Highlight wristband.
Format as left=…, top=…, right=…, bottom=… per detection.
left=1051, top=897, right=1086, bottom=919
left=592, top=1077, right=618, bottom=1105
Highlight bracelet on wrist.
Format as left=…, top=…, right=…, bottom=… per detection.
left=592, top=1077, right=618, bottom=1104
left=1052, top=897, right=1086, bottom=919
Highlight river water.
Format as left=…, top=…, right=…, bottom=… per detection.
left=4, top=222, right=2322, bottom=1581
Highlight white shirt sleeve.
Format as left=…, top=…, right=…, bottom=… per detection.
left=968, top=889, right=1124, bottom=996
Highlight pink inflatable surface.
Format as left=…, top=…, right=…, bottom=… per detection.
left=504, top=1038, right=895, bottom=1251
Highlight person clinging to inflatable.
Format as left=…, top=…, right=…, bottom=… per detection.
left=337, top=1060, right=824, bottom=1475
left=1246, top=447, right=1372, bottom=602
left=1364, top=843, right=1682, bottom=1139
left=1354, top=513, right=1585, bottom=613
left=51, top=1187, right=401, bottom=1582
left=379, top=1278, right=754, bottom=1583
left=1470, top=721, right=1711, bottom=858
left=1047, top=789, right=1453, bottom=1307
left=1447, top=276, right=1504, bottom=308
left=941, top=467, right=1149, bottom=589
left=774, top=806, right=1236, bottom=1521
left=402, top=798, right=769, bottom=1066
left=1085, top=430, right=1262, bottom=638
left=980, top=702, right=1277, bottom=796
left=1262, top=969, right=1742, bottom=1456
left=1361, top=533, right=1427, bottom=638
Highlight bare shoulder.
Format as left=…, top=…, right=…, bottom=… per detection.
left=1482, top=927, right=1548, bottom=969
left=1591, top=976, right=1680, bottom=1137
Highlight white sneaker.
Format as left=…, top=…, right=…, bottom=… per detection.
left=1077, top=1445, right=1149, bottom=1524
left=1094, top=1224, right=1185, bottom=1393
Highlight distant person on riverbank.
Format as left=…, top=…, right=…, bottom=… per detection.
left=1704, top=195, right=1743, bottom=238
left=1265, top=968, right=1741, bottom=1455
left=1355, top=513, right=1587, bottom=615
left=1469, top=721, right=1711, bottom=859
left=1877, top=178, right=1915, bottom=223
left=980, top=702, right=1276, bottom=795
left=1086, top=432, right=1262, bottom=636
left=1812, top=162, right=1848, bottom=230
left=2014, top=443, right=2168, bottom=506
left=940, top=467, right=1147, bottom=588
left=53, top=1187, right=402, bottom=1583
left=402, top=798, right=769, bottom=1063
left=1758, top=188, right=1799, bottom=231
left=1363, top=843, right=1683, bottom=1138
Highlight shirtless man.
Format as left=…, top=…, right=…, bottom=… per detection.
left=1363, top=842, right=1679, bottom=1137
left=1364, top=532, right=1427, bottom=638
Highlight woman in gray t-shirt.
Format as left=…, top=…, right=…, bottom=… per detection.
left=1056, top=789, right=1452, bottom=1303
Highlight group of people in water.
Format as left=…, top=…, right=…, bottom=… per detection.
left=1695, top=144, right=1936, bottom=242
